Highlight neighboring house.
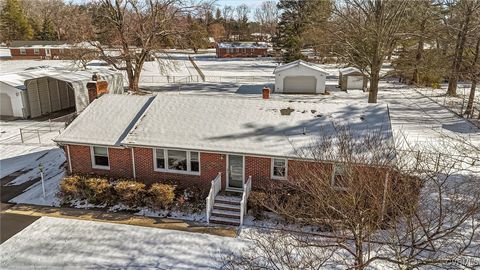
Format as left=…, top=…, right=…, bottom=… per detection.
left=216, top=42, right=268, bottom=58
left=339, top=67, right=368, bottom=91
left=8, top=40, right=71, bottom=60
left=54, top=94, right=393, bottom=226
left=273, top=60, right=329, bottom=94
left=0, top=70, right=124, bottom=118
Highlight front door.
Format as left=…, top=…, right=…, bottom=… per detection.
left=228, top=155, right=244, bottom=189
left=45, top=49, right=51, bottom=58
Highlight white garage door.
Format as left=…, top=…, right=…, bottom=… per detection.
left=347, top=76, right=364, bottom=89
left=284, top=76, right=316, bottom=93
left=0, top=93, right=14, bottom=116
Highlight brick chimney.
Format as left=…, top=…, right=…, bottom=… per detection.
left=87, top=80, right=109, bottom=103
left=262, top=86, right=270, bottom=99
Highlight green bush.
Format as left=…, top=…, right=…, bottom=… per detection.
left=83, top=177, right=114, bottom=205
left=146, top=183, right=176, bottom=210
left=59, top=175, right=85, bottom=201
left=114, top=180, right=146, bottom=207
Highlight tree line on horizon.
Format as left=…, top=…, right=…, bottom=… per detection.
left=0, top=0, right=478, bottom=110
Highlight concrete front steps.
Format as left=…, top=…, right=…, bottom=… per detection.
left=210, top=195, right=242, bottom=226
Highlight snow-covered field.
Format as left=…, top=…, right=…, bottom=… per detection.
left=0, top=217, right=246, bottom=269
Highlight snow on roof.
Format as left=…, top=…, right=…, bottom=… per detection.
left=217, top=42, right=268, bottom=49
left=0, top=69, right=122, bottom=90
left=55, top=94, right=154, bottom=146
left=339, top=67, right=363, bottom=76
left=123, top=95, right=392, bottom=158
left=273, top=60, right=329, bottom=75
left=0, top=70, right=56, bottom=90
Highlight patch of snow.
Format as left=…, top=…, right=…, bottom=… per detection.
left=0, top=216, right=247, bottom=269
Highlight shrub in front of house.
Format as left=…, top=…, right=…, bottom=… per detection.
left=59, top=175, right=85, bottom=202
left=146, top=183, right=176, bottom=210
left=83, top=177, right=115, bottom=205
left=248, top=190, right=269, bottom=220
left=114, top=180, right=147, bottom=207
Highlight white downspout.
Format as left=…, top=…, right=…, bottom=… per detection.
left=66, top=145, right=72, bottom=174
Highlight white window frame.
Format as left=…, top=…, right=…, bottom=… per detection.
left=34, top=48, right=40, bottom=54
left=331, top=163, right=348, bottom=191
left=90, top=146, right=110, bottom=170
left=153, top=148, right=200, bottom=175
left=20, top=48, right=26, bottom=55
left=271, top=158, right=288, bottom=180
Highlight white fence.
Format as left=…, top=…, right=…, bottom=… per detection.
left=206, top=172, right=222, bottom=223
left=240, top=175, right=252, bottom=226
left=134, top=75, right=275, bottom=85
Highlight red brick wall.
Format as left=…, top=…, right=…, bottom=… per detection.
left=133, top=147, right=227, bottom=190
left=245, top=156, right=272, bottom=189
left=66, top=144, right=348, bottom=192
left=10, top=48, right=67, bottom=59
left=67, top=144, right=133, bottom=178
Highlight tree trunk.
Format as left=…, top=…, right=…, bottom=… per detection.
left=412, top=20, right=426, bottom=84
left=447, top=8, right=473, bottom=96
left=464, top=80, right=477, bottom=118
left=368, top=72, right=380, bottom=103
left=464, top=38, right=480, bottom=117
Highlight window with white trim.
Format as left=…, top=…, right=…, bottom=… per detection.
left=20, top=48, right=26, bottom=55
left=92, top=146, right=109, bottom=169
left=155, top=148, right=165, bottom=169
left=190, top=151, right=199, bottom=172
left=154, top=148, right=200, bottom=174
left=34, top=48, right=40, bottom=54
left=272, top=158, right=287, bottom=179
left=332, top=164, right=348, bottom=190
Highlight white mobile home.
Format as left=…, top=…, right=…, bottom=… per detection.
left=273, top=60, right=328, bottom=94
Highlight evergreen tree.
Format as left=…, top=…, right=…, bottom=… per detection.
left=275, top=0, right=330, bottom=62
left=0, top=0, right=33, bottom=41
left=39, top=18, right=56, bottom=40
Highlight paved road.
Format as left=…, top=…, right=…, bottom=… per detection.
left=0, top=204, right=40, bottom=244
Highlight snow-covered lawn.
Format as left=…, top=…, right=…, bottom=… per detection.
left=191, top=55, right=278, bottom=77
left=0, top=216, right=246, bottom=269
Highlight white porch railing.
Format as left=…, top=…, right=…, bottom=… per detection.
left=240, top=175, right=252, bottom=226
left=206, top=172, right=222, bottom=223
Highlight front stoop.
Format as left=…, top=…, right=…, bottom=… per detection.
left=210, top=195, right=242, bottom=226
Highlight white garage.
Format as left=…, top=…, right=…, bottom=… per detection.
left=339, top=67, right=368, bottom=91
left=273, top=60, right=328, bottom=94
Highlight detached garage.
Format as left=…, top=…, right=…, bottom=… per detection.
left=273, top=60, right=328, bottom=94
left=24, top=71, right=124, bottom=118
left=339, top=67, right=368, bottom=91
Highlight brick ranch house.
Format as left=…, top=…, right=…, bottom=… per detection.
left=54, top=94, right=393, bottom=226
left=7, top=40, right=73, bottom=60
left=216, top=42, right=268, bottom=58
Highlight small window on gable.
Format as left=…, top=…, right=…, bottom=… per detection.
left=272, top=158, right=287, bottom=179
left=92, top=146, right=109, bottom=169
left=20, top=48, right=26, bottom=55
left=332, top=164, right=348, bottom=190
left=155, top=149, right=165, bottom=169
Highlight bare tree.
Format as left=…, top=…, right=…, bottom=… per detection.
left=86, top=0, right=198, bottom=92
left=253, top=1, right=278, bottom=40
left=331, top=0, right=410, bottom=103
left=446, top=0, right=480, bottom=96
left=231, top=127, right=480, bottom=270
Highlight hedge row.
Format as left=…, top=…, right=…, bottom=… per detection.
left=59, top=175, right=175, bottom=209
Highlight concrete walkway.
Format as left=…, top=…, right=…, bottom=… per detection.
left=2, top=204, right=237, bottom=238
